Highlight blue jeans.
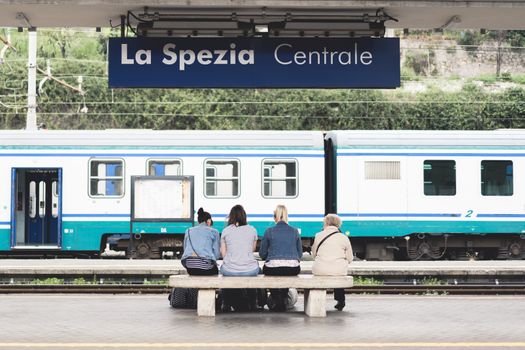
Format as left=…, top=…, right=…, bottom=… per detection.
left=220, top=265, right=260, bottom=276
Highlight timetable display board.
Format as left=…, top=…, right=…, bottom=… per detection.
left=131, top=176, right=194, bottom=222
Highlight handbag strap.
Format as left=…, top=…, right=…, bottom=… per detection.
left=313, top=230, right=339, bottom=255
left=186, top=228, right=200, bottom=258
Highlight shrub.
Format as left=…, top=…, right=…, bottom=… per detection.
left=404, top=51, right=435, bottom=76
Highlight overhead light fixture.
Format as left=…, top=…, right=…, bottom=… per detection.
left=137, top=19, right=240, bottom=37
left=136, top=19, right=385, bottom=37
left=254, top=24, right=269, bottom=33
left=129, top=8, right=395, bottom=38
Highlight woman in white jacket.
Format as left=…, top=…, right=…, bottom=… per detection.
left=311, top=214, right=353, bottom=311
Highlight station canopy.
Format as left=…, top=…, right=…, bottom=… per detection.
left=1, top=0, right=525, bottom=31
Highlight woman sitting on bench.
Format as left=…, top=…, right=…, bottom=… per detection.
left=220, top=205, right=260, bottom=276
left=181, top=208, right=220, bottom=276
left=259, top=205, right=303, bottom=311
left=312, top=214, right=353, bottom=311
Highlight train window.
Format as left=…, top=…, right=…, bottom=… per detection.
left=205, top=166, right=217, bottom=196
left=204, top=159, right=240, bottom=198
left=365, top=161, right=400, bottom=180
left=147, top=159, right=182, bottom=176
left=424, top=160, right=456, bottom=196
left=29, top=181, right=36, bottom=218
left=481, top=160, right=513, bottom=196
left=88, top=159, right=124, bottom=198
left=52, top=181, right=59, bottom=218
left=262, top=159, right=298, bottom=198
left=38, top=181, right=46, bottom=218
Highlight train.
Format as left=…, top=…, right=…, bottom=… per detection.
left=0, top=129, right=524, bottom=260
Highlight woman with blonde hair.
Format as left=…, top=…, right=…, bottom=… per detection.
left=259, top=204, right=302, bottom=310
left=312, top=213, right=353, bottom=311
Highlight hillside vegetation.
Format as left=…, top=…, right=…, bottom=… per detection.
left=0, top=29, right=524, bottom=130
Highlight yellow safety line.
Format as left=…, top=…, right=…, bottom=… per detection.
left=1, top=343, right=525, bottom=348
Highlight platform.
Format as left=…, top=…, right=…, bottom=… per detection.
left=1, top=294, right=525, bottom=350
left=0, top=259, right=524, bottom=279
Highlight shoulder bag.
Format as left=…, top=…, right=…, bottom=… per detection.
left=313, top=230, right=340, bottom=255
left=182, top=228, right=216, bottom=270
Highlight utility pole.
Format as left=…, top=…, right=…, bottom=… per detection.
left=26, top=28, right=37, bottom=130
left=495, top=30, right=507, bottom=78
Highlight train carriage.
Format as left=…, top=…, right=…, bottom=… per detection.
left=2, top=128, right=525, bottom=260
left=325, top=130, right=525, bottom=260
left=0, top=130, right=325, bottom=258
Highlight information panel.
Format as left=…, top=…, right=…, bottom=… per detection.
left=131, top=176, right=194, bottom=222
left=108, top=37, right=400, bottom=88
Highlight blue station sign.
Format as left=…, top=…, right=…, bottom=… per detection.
left=108, top=37, right=400, bottom=88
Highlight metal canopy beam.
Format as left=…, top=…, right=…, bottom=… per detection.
left=0, top=1, right=524, bottom=29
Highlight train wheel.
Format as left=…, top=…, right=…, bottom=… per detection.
left=405, top=234, right=448, bottom=260
left=497, top=242, right=524, bottom=260
left=129, top=242, right=152, bottom=259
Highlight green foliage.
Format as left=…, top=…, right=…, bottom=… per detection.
left=473, top=75, right=497, bottom=84
left=404, top=51, right=436, bottom=76
left=143, top=278, right=168, bottom=285
left=511, top=75, right=525, bottom=84
left=458, top=30, right=484, bottom=49
left=71, top=277, right=96, bottom=285
left=1, top=28, right=525, bottom=132
left=30, top=278, right=64, bottom=285
left=420, top=277, right=446, bottom=286
left=400, top=66, right=419, bottom=81
left=500, top=72, right=512, bottom=81
left=354, top=277, right=383, bottom=286
left=507, top=31, right=525, bottom=48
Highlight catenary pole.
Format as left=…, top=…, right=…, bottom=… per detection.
left=26, top=28, right=37, bottom=130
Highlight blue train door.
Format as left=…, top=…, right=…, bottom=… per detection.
left=12, top=168, right=61, bottom=247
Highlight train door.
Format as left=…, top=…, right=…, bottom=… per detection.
left=12, top=168, right=62, bottom=248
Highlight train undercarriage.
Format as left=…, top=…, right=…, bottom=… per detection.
left=101, top=232, right=525, bottom=261
left=350, top=233, right=525, bottom=261
left=3, top=233, right=525, bottom=260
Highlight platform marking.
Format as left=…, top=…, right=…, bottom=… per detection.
left=1, top=343, right=525, bottom=348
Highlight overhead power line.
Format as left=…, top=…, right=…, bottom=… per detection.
left=33, top=100, right=525, bottom=106
left=1, top=100, right=523, bottom=111
left=1, top=112, right=524, bottom=121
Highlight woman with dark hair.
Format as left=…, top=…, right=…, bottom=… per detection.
left=181, top=208, right=220, bottom=275
left=220, top=205, right=260, bottom=276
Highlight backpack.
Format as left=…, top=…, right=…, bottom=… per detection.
left=267, top=288, right=298, bottom=311
left=168, top=288, right=198, bottom=309
left=221, top=288, right=267, bottom=312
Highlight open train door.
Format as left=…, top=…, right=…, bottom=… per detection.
left=129, top=176, right=194, bottom=259
left=11, top=168, right=62, bottom=250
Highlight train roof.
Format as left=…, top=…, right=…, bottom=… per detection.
left=0, top=130, right=324, bottom=148
left=326, top=130, right=525, bottom=147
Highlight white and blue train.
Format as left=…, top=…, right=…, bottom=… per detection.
left=0, top=129, right=524, bottom=260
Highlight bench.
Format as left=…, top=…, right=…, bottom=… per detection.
left=168, top=275, right=353, bottom=317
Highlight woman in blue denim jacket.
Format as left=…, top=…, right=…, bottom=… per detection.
left=259, top=205, right=302, bottom=310
left=181, top=208, right=220, bottom=275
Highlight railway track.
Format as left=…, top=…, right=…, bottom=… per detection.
left=1, top=284, right=525, bottom=295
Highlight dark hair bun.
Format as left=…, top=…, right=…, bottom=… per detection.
left=197, top=208, right=212, bottom=224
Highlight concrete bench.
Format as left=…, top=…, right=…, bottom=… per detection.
left=168, top=275, right=353, bottom=317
